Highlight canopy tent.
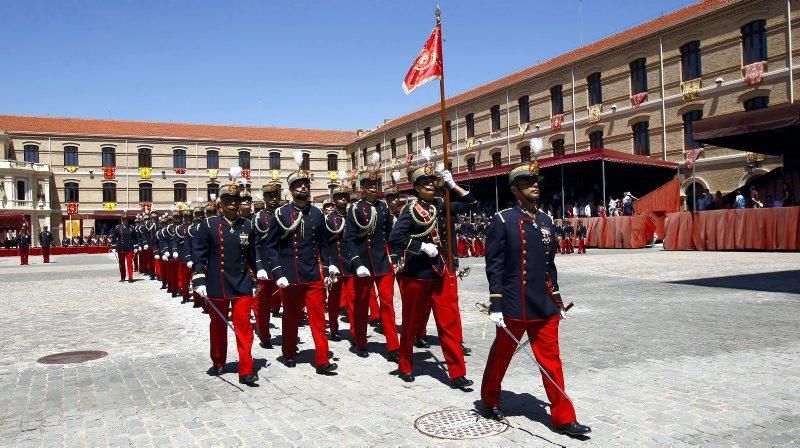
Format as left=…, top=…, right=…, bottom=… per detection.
left=0, top=212, right=27, bottom=231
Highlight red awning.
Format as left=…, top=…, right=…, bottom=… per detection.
left=0, top=212, right=26, bottom=230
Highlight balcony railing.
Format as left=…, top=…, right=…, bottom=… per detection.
left=0, top=160, right=52, bottom=172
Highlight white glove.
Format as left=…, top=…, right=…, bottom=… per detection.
left=420, top=242, right=439, bottom=258
left=328, top=265, right=340, bottom=276
left=560, top=309, right=567, bottom=320
left=111, top=248, right=117, bottom=253
left=186, top=261, right=193, bottom=269
left=276, top=277, right=289, bottom=288
left=134, top=248, right=139, bottom=253
left=154, top=254, right=160, bottom=260
left=163, top=252, right=170, bottom=259
left=143, top=245, right=149, bottom=250
left=256, top=269, right=269, bottom=280
left=440, top=170, right=456, bottom=189
left=172, top=252, right=179, bottom=259
left=195, top=285, right=207, bottom=298
left=356, top=266, right=371, bottom=277
left=489, top=312, right=506, bottom=328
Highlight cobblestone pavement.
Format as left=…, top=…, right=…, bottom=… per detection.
left=0, top=248, right=798, bottom=447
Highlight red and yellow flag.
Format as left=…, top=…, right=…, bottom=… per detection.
left=402, top=24, right=443, bottom=94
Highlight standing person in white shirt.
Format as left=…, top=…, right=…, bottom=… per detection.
left=583, top=203, right=591, bottom=218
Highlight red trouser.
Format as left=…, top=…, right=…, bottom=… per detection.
left=397, top=275, right=466, bottom=379
left=481, top=315, right=577, bottom=427
left=352, top=273, right=400, bottom=352
left=282, top=282, right=329, bottom=366
left=565, top=238, right=574, bottom=254
left=327, top=276, right=353, bottom=335
left=254, top=279, right=282, bottom=341
left=42, top=246, right=50, bottom=263
left=19, top=247, right=29, bottom=265
left=133, top=251, right=140, bottom=271
left=577, top=237, right=586, bottom=254
left=178, top=262, right=191, bottom=299
left=207, top=296, right=254, bottom=376
left=142, top=249, right=152, bottom=275
left=154, top=256, right=162, bottom=278
left=117, top=252, right=134, bottom=280
left=170, top=259, right=180, bottom=293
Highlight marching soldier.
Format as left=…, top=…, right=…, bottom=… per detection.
left=132, top=215, right=141, bottom=273
left=321, top=182, right=352, bottom=343
left=576, top=220, right=587, bottom=254
left=167, top=213, right=181, bottom=297
left=563, top=220, right=575, bottom=254
left=252, top=181, right=284, bottom=348
left=261, top=156, right=337, bottom=374
left=480, top=162, right=590, bottom=436
left=39, top=225, right=53, bottom=263
left=186, top=206, right=205, bottom=310
left=17, top=226, right=31, bottom=265
left=111, top=217, right=136, bottom=282
left=343, top=165, right=400, bottom=361
left=192, top=184, right=259, bottom=386
left=388, top=159, right=474, bottom=389
left=175, top=204, right=193, bottom=303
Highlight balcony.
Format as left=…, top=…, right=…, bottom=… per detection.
left=0, top=160, right=52, bottom=174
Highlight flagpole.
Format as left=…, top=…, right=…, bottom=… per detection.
left=436, top=7, right=454, bottom=273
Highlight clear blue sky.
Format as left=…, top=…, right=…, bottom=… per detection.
left=2, top=0, right=696, bottom=131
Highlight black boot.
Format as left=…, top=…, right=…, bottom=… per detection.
left=386, top=350, right=399, bottom=363
left=239, top=374, right=259, bottom=386
left=482, top=406, right=504, bottom=421
left=450, top=376, right=474, bottom=389
left=553, top=422, right=592, bottom=436
left=315, top=363, right=338, bottom=375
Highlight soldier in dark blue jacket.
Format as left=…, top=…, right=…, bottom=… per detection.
left=322, top=182, right=353, bottom=343
left=388, top=161, right=474, bottom=389
left=261, top=166, right=337, bottom=374
left=186, top=206, right=205, bottom=309
left=175, top=204, right=193, bottom=302
left=343, top=168, right=400, bottom=361
left=39, top=225, right=53, bottom=263
left=192, top=184, right=258, bottom=386
left=111, top=217, right=136, bottom=282
left=252, top=181, right=284, bottom=348
left=17, top=227, right=32, bottom=265
left=480, top=161, right=590, bottom=437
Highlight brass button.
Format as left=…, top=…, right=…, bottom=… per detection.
left=523, top=270, right=527, bottom=275
left=523, top=280, right=527, bottom=285
left=522, top=250, right=526, bottom=255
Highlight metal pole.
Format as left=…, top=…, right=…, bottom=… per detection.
left=789, top=0, right=795, bottom=103
left=495, top=176, right=499, bottom=213
left=125, top=140, right=129, bottom=212
left=692, top=163, right=697, bottom=212
left=437, top=9, right=454, bottom=274
left=602, top=159, right=606, bottom=209
left=506, top=90, right=511, bottom=164
left=195, top=142, right=199, bottom=199
left=455, top=107, right=460, bottom=173
left=561, top=165, right=565, bottom=218
left=659, top=35, right=668, bottom=161
left=571, top=68, right=577, bottom=153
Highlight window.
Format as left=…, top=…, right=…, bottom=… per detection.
left=207, top=183, right=220, bottom=201
left=376, top=143, right=381, bottom=158
left=238, top=151, right=250, bottom=169
left=744, top=96, right=769, bottom=111
left=519, top=146, right=531, bottom=162
left=138, top=147, right=152, bottom=168
left=680, top=41, right=702, bottom=80
left=16, top=180, right=26, bottom=201
left=424, top=127, right=432, bottom=148
left=445, top=121, right=452, bottom=144
left=550, top=85, right=564, bottom=115
left=64, top=182, right=79, bottom=203
left=682, top=110, right=704, bottom=150
left=406, top=133, right=413, bottom=154
left=101, top=147, right=116, bottom=168
left=518, top=96, right=530, bottom=124
left=207, top=150, right=219, bottom=169
left=466, top=157, right=476, bottom=171
left=589, top=131, right=604, bottom=149
left=327, top=154, right=338, bottom=171
left=138, top=183, right=152, bottom=203
left=102, top=182, right=117, bottom=203
left=552, top=139, right=565, bottom=156
left=491, top=152, right=502, bottom=168
left=632, top=122, right=650, bottom=156
left=301, top=152, right=310, bottom=170
left=174, top=183, right=187, bottom=202
left=390, top=139, right=397, bottom=159
left=64, top=146, right=79, bottom=166
left=23, top=144, right=39, bottom=163
left=173, top=148, right=187, bottom=169
left=490, top=105, right=501, bottom=132
left=350, top=152, right=357, bottom=169
left=466, top=113, right=475, bottom=138
left=362, top=147, right=368, bottom=165
left=587, top=72, right=602, bottom=106
left=269, top=151, right=281, bottom=170
left=630, top=58, right=647, bottom=95
left=742, top=20, right=767, bottom=65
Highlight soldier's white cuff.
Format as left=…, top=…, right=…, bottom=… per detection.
left=192, top=273, right=205, bottom=280
left=489, top=293, right=502, bottom=298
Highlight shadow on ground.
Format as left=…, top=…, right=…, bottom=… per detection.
left=667, top=270, right=800, bottom=294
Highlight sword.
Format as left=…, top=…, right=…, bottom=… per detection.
left=204, top=296, right=236, bottom=333
left=500, top=325, right=574, bottom=406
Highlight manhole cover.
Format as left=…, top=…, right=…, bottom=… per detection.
left=414, top=408, right=508, bottom=440
left=37, top=351, right=108, bottom=365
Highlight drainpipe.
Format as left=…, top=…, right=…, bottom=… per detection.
left=659, top=35, right=668, bottom=161
left=571, top=68, right=577, bottom=153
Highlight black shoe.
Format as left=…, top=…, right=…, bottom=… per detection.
left=415, top=337, right=430, bottom=349
left=206, top=366, right=224, bottom=376
left=450, top=376, right=474, bottom=389
left=315, top=363, right=338, bottom=375
left=330, top=332, right=342, bottom=342
left=272, top=310, right=281, bottom=318
left=119, top=279, right=125, bottom=283
left=554, top=422, right=592, bottom=436
left=386, top=350, right=399, bottom=363
left=259, top=340, right=273, bottom=349
left=238, top=374, right=259, bottom=386
left=193, top=304, right=201, bottom=308
left=356, top=350, right=369, bottom=358
left=128, top=279, right=135, bottom=283
left=340, top=316, right=349, bottom=323
left=373, top=325, right=384, bottom=335
left=150, top=276, right=156, bottom=280
left=369, top=319, right=380, bottom=327
left=462, top=344, right=472, bottom=355
left=284, top=358, right=296, bottom=368
left=201, top=310, right=209, bottom=314
left=399, top=372, right=415, bottom=382
left=482, top=406, right=504, bottom=421
left=160, top=284, right=167, bottom=290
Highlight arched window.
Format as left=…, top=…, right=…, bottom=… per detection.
left=550, top=85, right=564, bottom=115
left=138, top=147, right=152, bottom=168
left=589, top=131, right=604, bottom=149
left=269, top=152, right=281, bottom=170
left=174, top=183, right=187, bottom=202
left=207, top=183, right=219, bottom=201
left=64, top=146, right=79, bottom=166
left=327, top=154, right=338, bottom=171
left=680, top=41, right=702, bottom=81
left=552, top=139, right=565, bottom=156
left=64, top=182, right=79, bottom=203
left=138, top=183, right=152, bottom=203
left=683, top=110, right=704, bottom=150
left=24, top=144, right=39, bottom=163
left=466, top=157, right=476, bottom=172
left=301, top=152, right=310, bottom=170
left=519, top=146, right=531, bottom=162
left=742, top=20, right=767, bottom=65
left=629, top=58, right=647, bottom=95
left=744, top=96, right=769, bottom=111
left=206, top=150, right=219, bottom=169
left=632, top=122, right=650, bottom=156
left=101, top=147, right=116, bottom=168
left=490, top=105, right=501, bottom=132
left=491, top=152, right=502, bottom=168
left=102, top=182, right=117, bottom=202
left=518, top=96, right=530, bottom=124
left=587, top=72, right=603, bottom=106
left=238, top=151, right=251, bottom=169
left=173, top=148, right=187, bottom=169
